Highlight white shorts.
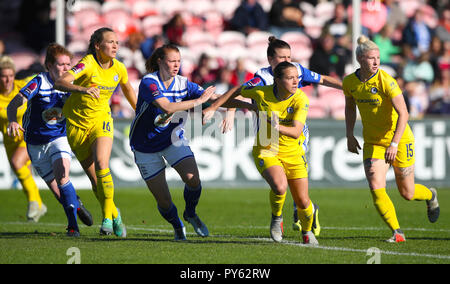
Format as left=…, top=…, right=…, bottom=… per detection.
left=27, top=136, right=73, bottom=182
left=133, top=144, right=194, bottom=181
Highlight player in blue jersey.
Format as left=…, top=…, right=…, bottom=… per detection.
left=130, top=44, right=251, bottom=240
left=7, top=43, right=93, bottom=236
left=205, top=36, right=343, bottom=238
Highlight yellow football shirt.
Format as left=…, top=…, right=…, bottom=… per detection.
left=63, top=54, right=128, bottom=129
left=0, top=77, right=32, bottom=145
left=343, top=69, right=414, bottom=146
left=240, top=85, right=309, bottom=155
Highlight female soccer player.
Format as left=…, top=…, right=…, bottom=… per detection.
left=55, top=27, right=137, bottom=236
left=129, top=44, right=250, bottom=241
left=343, top=36, right=440, bottom=243
left=7, top=43, right=93, bottom=236
left=0, top=55, right=46, bottom=222
left=206, top=36, right=338, bottom=236
left=204, top=61, right=318, bottom=245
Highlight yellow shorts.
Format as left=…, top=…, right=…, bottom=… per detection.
left=66, top=115, right=114, bottom=162
left=363, top=140, right=415, bottom=168
left=252, top=148, right=308, bottom=180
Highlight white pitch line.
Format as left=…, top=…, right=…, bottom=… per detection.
left=2, top=221, right=450, bottom=261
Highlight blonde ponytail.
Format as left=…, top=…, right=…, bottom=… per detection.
left=356, top=35, right=378, bottom=58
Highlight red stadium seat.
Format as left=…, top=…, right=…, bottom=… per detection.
left=217, top=31, right=246, bottom=49
left=184, top=0, right=214, bottom=16
left=307, top=96, right=328, bottom=119
left=10, top=52, right=38, bottom=72
left=213, top=0, right=241, bottom=20
left=246, top=31, right=273, bottom=50
left=280, top=31, right=312, bottom=61
left=132, top=1, right=159, bottom=19
left=141, top=15, right=166, bottom=38
left=314, top=1, right=335, bottom=23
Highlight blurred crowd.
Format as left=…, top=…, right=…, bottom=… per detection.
left=0, top=0, right=449, bottom=119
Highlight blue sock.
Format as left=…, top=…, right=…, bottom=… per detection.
left=59, top=181, right=79, bottom=231
left=158, top=203, right=183, bottom=229
left=183, top=184, right=202, bottom=218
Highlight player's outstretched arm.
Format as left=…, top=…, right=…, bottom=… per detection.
left=320, top=75, right=343, bottom=90
left=55, top=73, right=100, bottom=98
left=155, top=86, right=215, bottom=114
left=203, top=85, right=241, bottom=124
left=6, top=93, right=27, bottom=137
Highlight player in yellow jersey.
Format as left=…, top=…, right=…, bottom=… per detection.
left=343, top=36, right=440, bottom=243
left=55, top=27, right=137, bottom=236
left=204, top=61, right=318, bottom=245
left=0, top=55, right=46, bottom=222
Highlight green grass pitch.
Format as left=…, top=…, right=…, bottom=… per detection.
left=0, top=187, right=449, bottom=264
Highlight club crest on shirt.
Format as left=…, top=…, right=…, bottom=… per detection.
left=24, top=82, right=37, bottom=94
left=113, top=74, right=119, bottom=82
left=370, top=87, right=378, bottom=94
left=287, top=107, right=294, bottom=113
left=246, top=77, right=261, bottom=88
left=71, top=63, right=85, bottom=74
left=149, top=83, right=160, bottom=97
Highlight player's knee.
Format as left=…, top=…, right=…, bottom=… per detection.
left=272, top=181, right=288, bottom=195
left=183, top=174, right=201, bottom=188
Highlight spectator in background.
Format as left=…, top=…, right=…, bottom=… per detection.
left=324, top=2, right=349, bottom=39
left=140, top=35, right=165, bottom=60
left=384, top=0, right=408, bottom=32
left=163, top=13, right=187, bottom=47
left=118, top=31, right=146, bottom=76
left=110, top=94, right=126, bottom=119
left=428, top=66, right=450, bottom=114
left=429, top=36, right=444, bottom=82
left=191, top=53, right=218, bottom=87
left=309, top=33, right=347, bottom=79
left=268, top=0, right=304, bottom=38
left=402, top=47, right=433, bottom=118
left=230, top=58, right=253, bottom=86
left=435, top=7, right=450, bottom=43
left=229, top=0, right=268, bottom=35
left=373, top=24, right=402, bottom=67
left=402, top=8, right=434, bottom=57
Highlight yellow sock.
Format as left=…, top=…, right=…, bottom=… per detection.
left=16, top=162, right=42, bottom=207
left=269, top=190, right=286, bottom=217
left=298, top=200, right=314, bottom=232
left=96, top=168, right=117, bottom=220
left=371, top=188, right=400, bottom=231
left=412, top=184, right=432, bottom=201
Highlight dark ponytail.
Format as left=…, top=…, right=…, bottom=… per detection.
left=273, top=61, right=295, bottom=79
left=145, top=44, right=180, bottom=73
left=87, top=27, right=114, bottom=55
left=267, top=36, right=291, bottom=58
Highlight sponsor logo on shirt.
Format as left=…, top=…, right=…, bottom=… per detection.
left=42, top=107, right=64, bottom=125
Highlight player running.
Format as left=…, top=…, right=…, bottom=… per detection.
left=55, top=27, right=137, bottom=237
left=343, top=36, right=440, bottom=243
left=0, top=55, right=46, bottom=222
left=7, top=43, right=93, bottom=236
left=129, top=44, right=251, bottom=240
left=204, top=61, right=319, bottom=245
left=205, top=36, right=340, bottom=238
